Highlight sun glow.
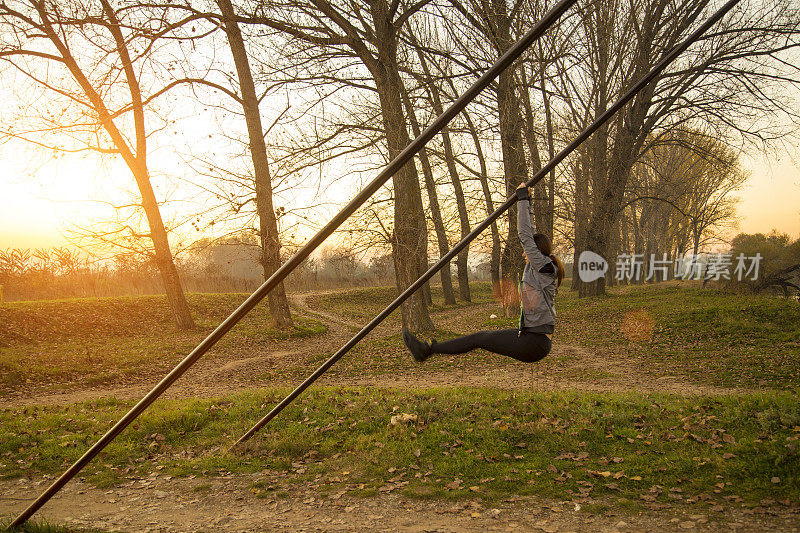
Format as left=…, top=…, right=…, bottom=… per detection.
left=738, top=154, right=800, bottom=238
left=2, top=144, right=798, bottom=252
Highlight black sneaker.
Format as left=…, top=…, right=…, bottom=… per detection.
left=402, top=330, right=431, bottom=362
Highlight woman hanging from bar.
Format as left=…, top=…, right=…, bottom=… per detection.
left=402, top=181, right=564, bottom=363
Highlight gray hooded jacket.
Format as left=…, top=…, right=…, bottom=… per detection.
left=516, top=188, right=557, bottom=334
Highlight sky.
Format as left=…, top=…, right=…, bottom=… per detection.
left=0, top=151, right=120, bottom=249
left=738, top=153, right=800, bottom=238
left=2, top=0, right=798, bottom=258
left=1, top=142, right=798, bottom=253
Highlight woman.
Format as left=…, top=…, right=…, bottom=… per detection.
left=402, top=181, right=564, bottom=363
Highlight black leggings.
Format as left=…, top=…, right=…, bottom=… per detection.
left=430, top=328, right=551, bottom=363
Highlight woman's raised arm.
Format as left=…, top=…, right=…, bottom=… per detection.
left=516, top=182, right=550, bottom=271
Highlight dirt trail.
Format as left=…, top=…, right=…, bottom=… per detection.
left=289, top=290, right=366, bottom=330
left=0, top=290, right=364, bottom=407
left=1, top=292, right=740, bottom=408
left=2, top=474, right=797, bottom=532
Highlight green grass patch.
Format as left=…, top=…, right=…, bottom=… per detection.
left=486, top=283, right=800, bottom=390
left=1, top=388, right=797, bottom=511
left=0, top=293, right=325, bottom=390
left=307, top=283, right=496, bottom=325
left=3, top=283, right=798, bottom=394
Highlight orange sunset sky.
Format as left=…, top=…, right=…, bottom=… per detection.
left=1, top=145, right=798, bottom=253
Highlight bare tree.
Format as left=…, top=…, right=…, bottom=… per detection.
left=237, top=0, right=434, bottom=332
left=1, top=0, right=195, bottom=327
left=562, top=0, right=800, bottom=296
left=626, top=131, right=746, bottom=262
left=215, top=0, right=292, bottom=327
left=409, top=36, right=473, bottom=301
left=447, top=0, right=532, bottom=314
left=427, top=61, right=504, bottom=296
left=400, top=81, right=458, bottom=305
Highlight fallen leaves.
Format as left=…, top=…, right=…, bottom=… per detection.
left=586, top=470, right=625, bottom=479
left=554, top=451, right=589, bottom=462
left=389, top=413, right=417, bottom=426
left=445, top=478, right=462, bottom=490
left=640, top=485, right=664, bottom=502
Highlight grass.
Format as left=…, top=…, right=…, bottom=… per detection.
left=0, top=293, right=326, bottom=390
left=3, top=282, right=798, bottom=394
left=301, top=281, right=800, bottom=391
left=2, top=283, right=799, bottom=523
left=0, top=284, right=493, bottom=392
left=486, top=282, right=800, bottom=390
left=306, top=282, right=496, bottom=326
left=1, top=387, right=797, bottom=512
left=294, top=282, right=527, bottom=379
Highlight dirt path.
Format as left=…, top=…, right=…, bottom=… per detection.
left=1, top=292, right=740, bottom=408
left=286, top=292, right=741, bottom=396
left=289, top=290, right=366, bottom=330
left=0, top=290, right=365, bottom=407
left=3, top=474, right=797, bottom=532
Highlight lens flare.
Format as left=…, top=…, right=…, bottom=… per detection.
left=620, top=309, right=655, bottom=342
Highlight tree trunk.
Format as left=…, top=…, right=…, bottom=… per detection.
left=619, top=209, right=630, bottom=286
left=572, top=147, right=590, bottom=290
left=134, top=164, right=195, bottom=329
left=218, top=0, right=292, bottom=328
left=577, top=0, right=680, bottom=297
left=630, top=203, right=643, bottom=285
left=441, top=129, right=472, bottom=303
left=97, top=0, right=194, bottom=328
left=538, top=40, right=557, bottom=238
left=489, top=0, right=527, bottom=316
left=419, top=241, right=433, bottom=306
left=620, top=208, right=630, bottom=256
left=464, top=111, right=502, bottom=297
left=419, top=59, right=471, bottom=302
left=400, top=84, right=456, bottom=305
left=369, top=0, right=433, bottom=332
left=644, top=220, right=654, bottom=284
left=575, top=1, right=613, bottom=297
left=579, top=116, right=645, bottom=296
left=519, top=68, right=548, bottom=234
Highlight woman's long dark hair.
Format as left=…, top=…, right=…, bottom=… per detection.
left=534, top=233, right=565, bottom=287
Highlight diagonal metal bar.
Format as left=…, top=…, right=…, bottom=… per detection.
left=9, top=0, right=578, bottom=528
left=231, top=0, right=741, bottom=448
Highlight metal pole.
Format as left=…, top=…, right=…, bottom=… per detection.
left=9, top=0, right=577, bottom=528
left=231, top=0, right=741, bottom=448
